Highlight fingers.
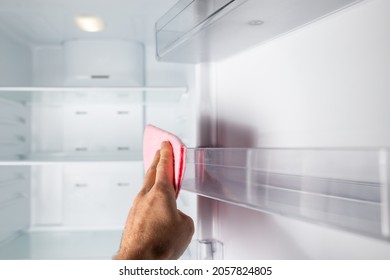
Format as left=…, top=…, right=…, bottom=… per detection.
left=140, top=141, right=175, bottom=196
left=140, top=149, right=160, bottom=194
left=155, top=141, right=175, bottom=188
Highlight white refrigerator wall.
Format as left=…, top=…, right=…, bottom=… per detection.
left=201, top=0, right=390, bottom=259
left=0, top=29, right=31, bottom=87
left=0, top=28, right=31, bottom=244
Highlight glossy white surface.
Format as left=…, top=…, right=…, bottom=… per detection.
left=63, top=40, right=144, bottom=86
left=202, top=0, right=390, bottom=258
left=216, top=0, right=390, bottom=148
left=218, top=202, right=390, bottom=259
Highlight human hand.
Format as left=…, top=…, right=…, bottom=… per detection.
left=115, top=141, right=194, bottom=260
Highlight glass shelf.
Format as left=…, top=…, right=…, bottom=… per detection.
left=156, top=0, right=242, bottom=61
left=0, top=86, right=188, bottom=104
left=0, top=152, right=143, bottom=166
left=156, top=0, right=364, bottom=63
left=181, top=148, right=390, bottom=242
left=0, top=86, right=188, bottom=92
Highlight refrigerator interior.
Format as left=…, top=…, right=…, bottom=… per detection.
left=188, top=0, right=390, bottom=259
left=155, top=0, right=390, bottom=259
left=1, top=0, right=390, bottom=260
left=0, top=0, right=198, bottom=259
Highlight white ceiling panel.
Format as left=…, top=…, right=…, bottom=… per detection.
left=0, top=0, right=178, bottom=45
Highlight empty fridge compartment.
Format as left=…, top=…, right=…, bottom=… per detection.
left=0, top=87, right=189, bottom=164
left=182, top=148, right=390, bottom=241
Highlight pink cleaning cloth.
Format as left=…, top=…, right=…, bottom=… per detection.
left=143, top=124, right=186, bottom=198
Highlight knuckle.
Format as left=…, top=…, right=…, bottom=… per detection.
left=157, top=157, right=170, bottom=167
left=179, top=212, right=195, bottom=235
left=154, top=180, right=175, bottom=194
left=133, top=192, right=146, bottom=204
left=153, top=181, right=168, bottom=191
left=186, top=217, right=195, bottom=235
left=148, top=183, right=168, bottom=200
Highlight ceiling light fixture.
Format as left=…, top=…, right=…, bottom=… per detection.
left=75, top=16, right=105, bottom=32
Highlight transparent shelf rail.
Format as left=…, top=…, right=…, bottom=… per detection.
left=181, top=148, right=390, bottom=242
left=156, top=0, right=364, bottom=63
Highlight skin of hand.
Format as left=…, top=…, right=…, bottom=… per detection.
left=115, top=141, right=195, bottom=260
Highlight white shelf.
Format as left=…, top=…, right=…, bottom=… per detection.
left=0, top=153, right=143, bottom=166
left=0, top=86, right=187, bottom=92
left=0, top=86, right=188, bottom=104
left=182, top=147, right=390, bottom=242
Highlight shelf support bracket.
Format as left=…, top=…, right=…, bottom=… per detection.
left=197, top=239, right=224, bottom=260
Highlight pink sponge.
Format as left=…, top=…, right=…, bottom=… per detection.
left=143, top=124, right=186, bottom=197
